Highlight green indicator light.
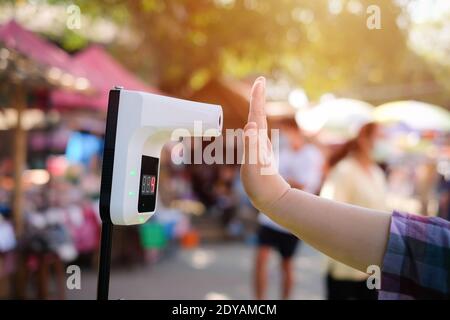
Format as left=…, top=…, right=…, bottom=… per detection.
left=130, top=170, right=137, bottom=176
left=138, top=217, right=146, bottom=223
left=128, top=191, right=136, bottom=196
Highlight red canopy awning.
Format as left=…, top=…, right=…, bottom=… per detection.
left=51, top=45, right=161, bottom=111
left=0, top=20, right=89, bottom=80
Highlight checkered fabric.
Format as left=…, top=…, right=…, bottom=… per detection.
left=379, top=211, right=450, bottom=300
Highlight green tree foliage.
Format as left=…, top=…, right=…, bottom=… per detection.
left=40, top=0, right=449, bottom=104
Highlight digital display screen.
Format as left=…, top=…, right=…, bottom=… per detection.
left=141, top=175, right=156, bottom=195
left=138, top=156, right=159, bottom=213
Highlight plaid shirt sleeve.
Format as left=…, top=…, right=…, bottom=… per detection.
left=379, top=211, right=450, bottom=300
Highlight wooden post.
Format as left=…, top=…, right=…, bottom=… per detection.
left=11, top=85, right=26, bottom=237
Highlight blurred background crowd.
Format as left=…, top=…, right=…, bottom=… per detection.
left=0, top=0, right=449, bottom=300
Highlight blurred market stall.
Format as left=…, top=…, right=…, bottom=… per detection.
left=295, top=98, right=375, bottom=144
left=375, top=100, right=450, bottom=132
left=51, top=45, right=161, bottom=111
left=0, top=20, right=92, bottom=236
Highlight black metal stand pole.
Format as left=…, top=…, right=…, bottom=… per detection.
left=97, top=221, right=113, bottom=300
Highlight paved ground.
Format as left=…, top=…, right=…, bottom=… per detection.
left=66, top=243, right=327, bottom=300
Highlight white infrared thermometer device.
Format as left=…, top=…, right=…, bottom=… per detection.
left=100, top=87, right=222, bottom=226
left=97, top=87, right=222, bottom=299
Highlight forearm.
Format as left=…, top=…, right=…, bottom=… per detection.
left=263, top=187, right=392, bottom=272
left=286, top=179, right=304, bottom=190
left=241, top=77, right=392, bottom=273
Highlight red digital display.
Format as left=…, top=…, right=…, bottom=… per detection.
left=138, top=156, right=159, bottom=212
left=141, top=175, right=156, bottom=195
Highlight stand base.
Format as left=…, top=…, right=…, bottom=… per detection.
left=97, top=221, right=113, bottom=300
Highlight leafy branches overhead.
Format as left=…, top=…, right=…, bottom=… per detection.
left=60, top=0, right=446, bottom=103
left=123, top=0, right=307, bottom=93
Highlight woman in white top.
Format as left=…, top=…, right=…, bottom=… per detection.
left=320, top=122, right=387, bottom=300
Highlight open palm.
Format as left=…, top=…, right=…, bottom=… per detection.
left=240, top=77, right=290, bottom=213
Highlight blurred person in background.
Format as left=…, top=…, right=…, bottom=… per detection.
left=255, top=118, right=324, bottom=300
left=438, top=175, right=450, bottom=221
left=415, top=162, right=438, bottom=216
left=213, top=165, right=239, bottom=231
left=320, top=121, right=387, bottom=300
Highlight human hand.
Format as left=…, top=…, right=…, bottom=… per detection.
left=240, top=77, right=290, bottom=213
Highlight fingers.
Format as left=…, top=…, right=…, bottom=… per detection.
left=244, top=121, right=258, bottom=134
left=243, top=121, right=273, bottom=167
left=248, top=77, right=267, bottom=132
left=244, top=77, right=270, bottom=167
left=243, top=122, right=258, bottom=165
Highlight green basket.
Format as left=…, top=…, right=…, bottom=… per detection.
left=139, top=222, right=168, bottom=249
